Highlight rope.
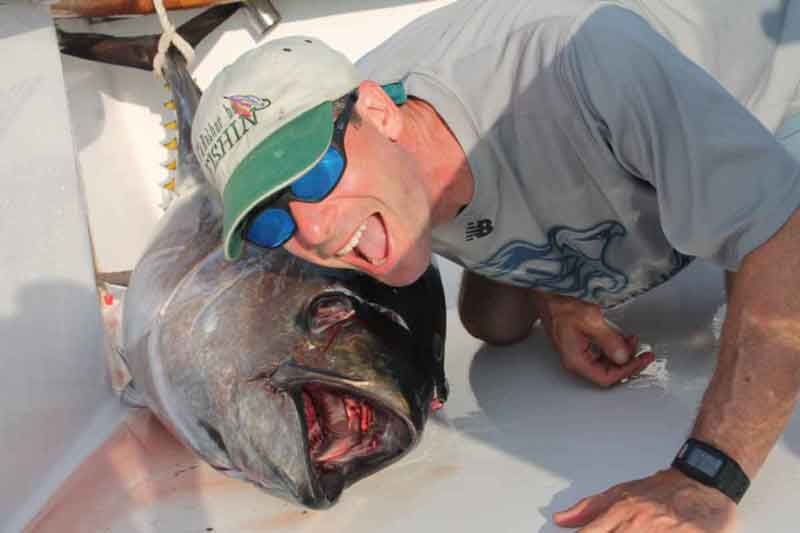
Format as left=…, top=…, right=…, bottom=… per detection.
left=151, top=0, right=195, bottom=79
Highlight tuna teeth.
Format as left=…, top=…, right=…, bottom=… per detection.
left=336, top=222, right=367, bottom=257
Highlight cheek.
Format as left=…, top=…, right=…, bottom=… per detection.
left=339, top=128, right=400, bottom=193
left=395, top=158, right=429, bottom=211
left=340, top=133, right=428, bottom=212
left=283, top=240, right=319, bottom=264
left=367, top=146, right=418, bottom=200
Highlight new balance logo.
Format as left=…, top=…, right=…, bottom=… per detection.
left=465, top=219, right=494, bottom=241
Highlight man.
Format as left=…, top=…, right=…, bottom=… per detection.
left=192, top=0, right=800, bottom=530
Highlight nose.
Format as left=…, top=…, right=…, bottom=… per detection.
left=287, top=199, right=339, bottom=249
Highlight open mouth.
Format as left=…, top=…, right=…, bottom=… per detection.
left=301, top=383, right=411, bottom=474
left=335, top=213, right=388, bottom=266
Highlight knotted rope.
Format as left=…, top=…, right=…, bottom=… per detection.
left=151, top=0, right=195, bottom=79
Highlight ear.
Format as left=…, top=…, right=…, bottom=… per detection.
left=355, top=80, right=403, bottom=141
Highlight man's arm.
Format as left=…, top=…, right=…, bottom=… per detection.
left=692, top=206, right=800, bottom=480
left=554, top=207, right=800, bottom=531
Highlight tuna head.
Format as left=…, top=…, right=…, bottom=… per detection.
left=60, top=4, right=449, bottom=507
left=146, top=245, right=447, bottom=508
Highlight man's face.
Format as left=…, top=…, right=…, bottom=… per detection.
left=282, top=90, right=434, bottom=287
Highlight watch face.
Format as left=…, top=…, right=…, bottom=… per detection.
left=685, top=447, right=723, bottom=476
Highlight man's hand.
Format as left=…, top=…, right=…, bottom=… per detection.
left=553, top=468, right=736, bottom=532
left=534, top=292, right=655, bottom=386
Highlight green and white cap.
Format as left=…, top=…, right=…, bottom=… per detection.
left=192, top=36, right=362, bottom=260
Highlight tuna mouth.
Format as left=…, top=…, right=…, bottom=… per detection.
left=301, top=383, right=411, bottom=482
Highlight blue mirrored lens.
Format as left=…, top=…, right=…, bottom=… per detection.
left=290, top=146, right=344, bottom=201
left=245, top=207, right=296, bottom=248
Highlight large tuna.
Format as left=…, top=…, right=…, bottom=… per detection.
left=58, top=6, right=448, bottom=509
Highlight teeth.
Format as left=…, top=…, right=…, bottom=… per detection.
left=335, top=222, right=367, bottom=257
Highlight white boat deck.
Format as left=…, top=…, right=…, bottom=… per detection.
left=2, top=2, right=800, bottom=532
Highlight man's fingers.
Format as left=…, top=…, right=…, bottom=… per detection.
left=624, top=335, right=639, bottom=354
left=626, top=350, right=655, bottom=374
left=607, top=350, right=656, bottom=385
left=578, top=510, right=634, bottom=533
left=549, top=308, right=654, bottom=386
left=553, top=489, right=622, bottom=528
left=569, top=347, right=655, bottom=387
left=553, top=495, right=599, bottom=528
left=583, top=319, right=631, bottom=365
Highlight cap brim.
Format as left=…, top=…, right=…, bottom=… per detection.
left=222, top=101, right=333, bottom=260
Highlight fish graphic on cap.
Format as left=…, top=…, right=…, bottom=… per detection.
left=225, top=94, right=270, bottom=118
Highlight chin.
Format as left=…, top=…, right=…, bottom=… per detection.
left=377, top=255, right=431, bottom=287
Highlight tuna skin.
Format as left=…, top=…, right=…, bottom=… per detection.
left=58, top=7, right=448, bottom=509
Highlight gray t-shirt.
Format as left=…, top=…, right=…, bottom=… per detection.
left=357, top=0, right=800, bottom=307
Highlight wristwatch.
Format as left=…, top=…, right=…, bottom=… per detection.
left=671, top=438, right=750, bottom=503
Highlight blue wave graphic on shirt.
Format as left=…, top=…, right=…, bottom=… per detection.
left=476, top=221, right=628, bottom=300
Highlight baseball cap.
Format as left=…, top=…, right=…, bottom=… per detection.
left=192, top=36, right=362, bottom=260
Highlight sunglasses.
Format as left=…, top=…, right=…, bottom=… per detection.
left=244, top=92, right=357, bottom=249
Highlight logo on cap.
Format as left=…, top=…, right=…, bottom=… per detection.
left=195, top=94, right=272, bottom=177
left=224, top=94, right=271, bottom=118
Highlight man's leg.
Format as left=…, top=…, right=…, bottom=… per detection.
left=458, top=270, right=540, bottom=345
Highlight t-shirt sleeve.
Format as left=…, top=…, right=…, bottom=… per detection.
left=563, top=5, right=800, bottom=270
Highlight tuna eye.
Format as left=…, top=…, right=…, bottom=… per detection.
left=307, top=293, right=356, bottom=335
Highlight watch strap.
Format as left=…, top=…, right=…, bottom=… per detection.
left=672, top=438, right=750, bottom=504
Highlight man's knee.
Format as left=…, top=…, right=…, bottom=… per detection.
left=461, top=312, right=532, bottom=346
left=458, top=270, right=538, bottom=346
